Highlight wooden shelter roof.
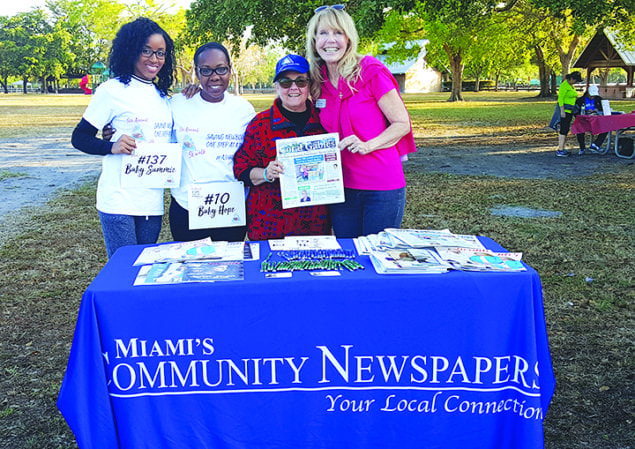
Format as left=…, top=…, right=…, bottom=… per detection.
left=573, top=30, right=635, bottom=70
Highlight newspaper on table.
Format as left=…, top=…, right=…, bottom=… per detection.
left=120, top=142, right=181, bottom=188
left=383, top=228, right=486, bottom=250
left=435, top=247, right=525, bottom=272
left=369, top=248, right=451, bottom=274
left=276, top=133, right=344, bottom=209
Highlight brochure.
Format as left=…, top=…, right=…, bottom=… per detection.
left=133, top=240, right=245, bottom=266
left=134, top=260, right=244, bottom=285
left=435, top=247, right=526, bottom=272
left=276, top=133, right=345, bottom=209
left=369, top=248, right=451, bottom=274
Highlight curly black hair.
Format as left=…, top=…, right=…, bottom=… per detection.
left=109, top=17, right=175, bottom=97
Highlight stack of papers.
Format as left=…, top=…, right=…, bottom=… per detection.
left=355, top=229, right=525, bottom=274
left=133, top=239, right=259, bottom=286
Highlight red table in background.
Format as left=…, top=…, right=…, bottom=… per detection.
left=571, top=112, right=635, bottom=158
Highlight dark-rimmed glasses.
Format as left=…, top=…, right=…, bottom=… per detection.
left=315, top=4, right=345, bottom=13
left=197, top=66, right=230, bottom=77
left=277, top=77, right=309, bottom=88
left=141, top=47, right=166, bottom=60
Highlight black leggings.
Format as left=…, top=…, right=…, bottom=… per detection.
left=559, top=112, right=573, bottom=136
left=576, top=132, right=608, bottom=149
left=169, top=196, right=247, bottom=242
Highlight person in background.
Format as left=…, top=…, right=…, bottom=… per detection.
left=305, top=5, right=416, bottom=238
left=574, top=84, right=608, bottom=155
left=233, top=54, right=330, bottom=241
left=169, top=42, right=255, bottom=242
left=556, top=71, right=583, bottom=157
left=71, top=17, right=174, bottom=258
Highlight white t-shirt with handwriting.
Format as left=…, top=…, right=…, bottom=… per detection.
left=83, top=77, right=173, bottom=215
left=170, top=91, right=255, bottom=209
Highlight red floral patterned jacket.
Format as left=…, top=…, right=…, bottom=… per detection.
left=233, top=99, right=331, bottom=241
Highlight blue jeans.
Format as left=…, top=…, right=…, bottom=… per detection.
left=98, top=212, right=162, bottom=258
left=330, top=187, right=406, bottom=238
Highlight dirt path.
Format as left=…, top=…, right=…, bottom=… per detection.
left=405, top=136, right=634, bottom=179
left=0, top=133, right=101, bottom=246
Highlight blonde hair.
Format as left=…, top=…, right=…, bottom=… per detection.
left=306, top=8, right=362, bottom=100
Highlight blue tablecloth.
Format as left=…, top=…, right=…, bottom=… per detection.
left=58, top=238, right=555, bottom=449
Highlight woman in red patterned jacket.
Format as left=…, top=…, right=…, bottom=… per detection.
left=233, top=55, right=331, bottom=240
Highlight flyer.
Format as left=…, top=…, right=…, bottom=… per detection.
left=276, top=133, right=344, bottom=209
left=120, top=142, right=181, bottom=188
left=187, top=181, right=246, bottom=229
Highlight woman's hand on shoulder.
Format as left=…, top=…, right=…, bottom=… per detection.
left=111, top=134, right=136, bottom=155
left=181, top=83, right=201, bottom=99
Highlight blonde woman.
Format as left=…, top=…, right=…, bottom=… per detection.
left=306, top=5, right=416, bottom=238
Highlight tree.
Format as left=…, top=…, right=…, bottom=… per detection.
left=46, top=0, right=127, bottom=75
left=529, top=0, right=635, bottom=35
left=1, top=9, right=57, bottom=93
left=413, top=0, right=519, bottom=101
left=0, top=16, right=22, bottom=93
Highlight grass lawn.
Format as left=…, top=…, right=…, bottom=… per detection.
left=0, top=91, right=633, bottom=448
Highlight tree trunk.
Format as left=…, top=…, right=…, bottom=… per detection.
left=534, top=44, right=550, bottom=98
left=22, top=77, right=29, bottom=94
left=550, top=70, right=557, bottom=95
left=552, top=32, right=580, bottom=79
left=444, top=44, right=463, bottom=102
left=494, top=72, right=500, bottom=92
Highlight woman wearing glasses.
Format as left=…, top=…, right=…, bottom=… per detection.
left=306, top=6, right=416, bottom=238
left=169, top=42, right=255, bottom=242
left=71, top=18, right=174, bottom=258
left=233, top=55, right=330, bottom=240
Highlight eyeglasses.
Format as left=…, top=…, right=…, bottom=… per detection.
left=197, top=66, right=230, bottom=77
left=140, top=47, right=166, bottom=60
left=315, top=4, right=345, bottom=13
left=277, top=77, right=309, bottom=88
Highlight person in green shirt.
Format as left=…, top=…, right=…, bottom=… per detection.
left=556, top=71, right=583, bottom=157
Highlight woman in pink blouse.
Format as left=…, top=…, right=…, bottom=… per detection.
left=306, top=5, right=416, bottom=238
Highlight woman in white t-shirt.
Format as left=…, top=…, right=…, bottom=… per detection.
left=169, top=42, right=255, bottom=242
left=71, top=18, right=175, bottom=258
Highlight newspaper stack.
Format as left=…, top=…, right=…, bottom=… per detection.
left=355, top=229, right=525, bottom=274
left=132, top=239, right=257, bottom=285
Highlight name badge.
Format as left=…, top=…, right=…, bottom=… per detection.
left=316, top=99, right=326, bottom=108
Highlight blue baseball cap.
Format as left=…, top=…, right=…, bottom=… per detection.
left=274, top=55, right=310, bottom=82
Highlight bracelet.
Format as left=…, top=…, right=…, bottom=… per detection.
left=263, top=167, right=274, bottom=183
